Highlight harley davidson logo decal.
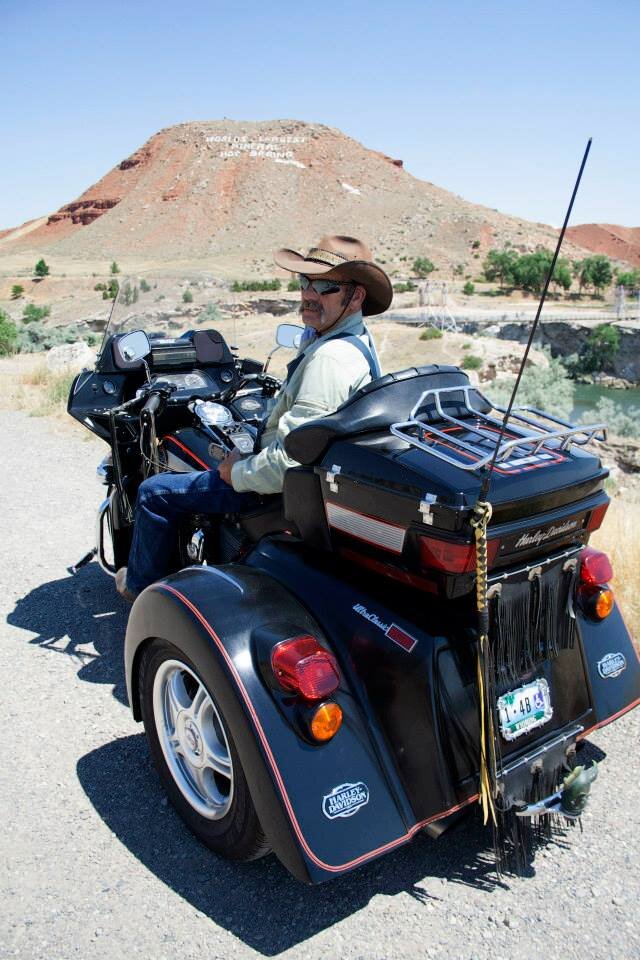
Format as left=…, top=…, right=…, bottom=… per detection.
left=352, top=604, right=418, bottom=652
left=322, top=782, right=370, bottom=819
left=513, top=519, right=579, bottom=550
left=597, top=652, right=627, bottom=679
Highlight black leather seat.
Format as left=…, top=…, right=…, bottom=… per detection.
left=284, top=364, right=488, bottom=467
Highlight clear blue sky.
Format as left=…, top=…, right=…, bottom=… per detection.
left=2, top=0, right=638, bottom=230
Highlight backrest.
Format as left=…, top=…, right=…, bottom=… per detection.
left=284, top=364, right=490, bottom=466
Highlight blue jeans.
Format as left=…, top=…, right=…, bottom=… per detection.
left=126, top=469, right=259, bottom=594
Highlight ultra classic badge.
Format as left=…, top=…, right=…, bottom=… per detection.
left=322, top=782, right=370, bottom=819
left=597, top=652, right=627, bottom=679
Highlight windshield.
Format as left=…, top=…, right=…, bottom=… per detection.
left=99, top=275, right=301, bottom=375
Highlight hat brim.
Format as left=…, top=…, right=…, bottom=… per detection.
left=274, top=247, right=392, bottom=316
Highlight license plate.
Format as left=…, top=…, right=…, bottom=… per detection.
left=497, top=678, right=553, bottom=742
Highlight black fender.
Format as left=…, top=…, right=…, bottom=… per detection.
left=124, top=565, right=418, bottom=883
left=576, top=604, right=640, bottom=736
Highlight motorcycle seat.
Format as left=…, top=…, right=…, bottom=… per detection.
left=284, top=364, right=488, bottom=467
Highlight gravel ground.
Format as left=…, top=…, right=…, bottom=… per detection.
left=1, top=408, right=638, bottom=960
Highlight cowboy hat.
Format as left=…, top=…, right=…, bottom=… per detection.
left=274, top=235, right=392, bottom=316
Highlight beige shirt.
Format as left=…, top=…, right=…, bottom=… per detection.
left=230, top=310, right=374, bottom=495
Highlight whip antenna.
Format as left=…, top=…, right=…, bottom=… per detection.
left=478, top=138, right=592, bottom=502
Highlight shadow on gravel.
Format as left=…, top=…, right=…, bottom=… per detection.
left=7, top=561, right=130, bottom=705
left=78, top=734, right=508, bottom=956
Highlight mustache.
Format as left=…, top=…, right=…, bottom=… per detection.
left=299, top=300, right=322, bottom=314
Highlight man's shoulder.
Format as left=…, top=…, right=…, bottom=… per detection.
left=312, top=333, right=369, bottom=368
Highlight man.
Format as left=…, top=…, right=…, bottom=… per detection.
left=116, top=235, right=392, bottom=600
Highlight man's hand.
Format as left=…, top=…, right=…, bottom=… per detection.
left=217, top=447, right=242, bottom=486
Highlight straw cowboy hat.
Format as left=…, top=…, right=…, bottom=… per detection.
left=274, top=235, right=393, bottom=316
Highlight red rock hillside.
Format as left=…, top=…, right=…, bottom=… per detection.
left=0, top=120, right=602, bottom=273
left=566, top=224, right=640, bottom=268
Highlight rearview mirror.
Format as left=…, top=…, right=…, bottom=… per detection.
left=276, top=323, right=303, bottom=351
left=113, top=330, right=151, bottom=369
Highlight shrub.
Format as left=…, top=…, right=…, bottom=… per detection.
left=182, top=289, right=194, bottom=303
left=471, top=240, right=481, bottom=250
left=110, top=260, right=120, bottom=275
left=85, top=333, right=98, bottom=347
left=462, top=354, right=482, bottom=370
left=94, top=282, right=106, bottom=292
left=23, top=303, right=51, bottom=323
left=462, top=342, right=472, bottom=350
left=394, top=280, right=416, bottom=293
left=11, top=284, right=24, bottom=299
left=34, top=258, right=49, bottom=278
left=0, top=310, right=18, bottom=355
left=139, top=279, right=151, bottom=292
left=231, top=279, right=282, bottom=292
left=108, top=279, right=119, bottom=299
left=488, top=356, right=575, bottom=419
left=463, top=281, right=475, bottom=295
left=419, top=326, right=443, bottom=340
left=582, top=397, right=640, bottom=439
left=412, top=257, right=435, bottom=279
left=199, top=302, right=221, bottom=323
left=287, top=278, right=301, bottom=291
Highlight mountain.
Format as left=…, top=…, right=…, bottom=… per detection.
left=0, top=119, right=593, bottom=273
left=566, top=224, right=640, bottom=269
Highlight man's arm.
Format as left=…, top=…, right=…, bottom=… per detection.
left=230, top=349, right=368, bottom=495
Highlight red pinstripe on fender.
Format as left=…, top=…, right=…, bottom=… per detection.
left=156, top=582, right=478, bottom=874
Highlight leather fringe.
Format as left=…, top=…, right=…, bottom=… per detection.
left=490, top=564, right=577, bottom=685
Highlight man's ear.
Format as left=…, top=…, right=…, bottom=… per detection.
left=354, top=284, right=367, bottom=308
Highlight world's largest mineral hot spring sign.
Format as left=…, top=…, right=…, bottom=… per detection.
left=205, top=134, right=307, bottom=168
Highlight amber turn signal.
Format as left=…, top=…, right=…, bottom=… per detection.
left=310, top=702, right=343, bottom=742
left=594, top=587, right=615, bottom=620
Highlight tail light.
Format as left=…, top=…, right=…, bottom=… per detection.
left=419, top=534, right=501, bottom=574
left=578, top=546, right=615, bottom=620
left=585, top=502, right=609, bottom=532
left=579, top=546, right=613, bottom=586
left=271, top=635, right=340, bottom=701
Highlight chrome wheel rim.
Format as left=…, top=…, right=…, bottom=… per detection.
left=153, top=659, right=234, bottom=819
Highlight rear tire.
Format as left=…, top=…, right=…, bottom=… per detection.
left=139, top=638, right=270, bottom=861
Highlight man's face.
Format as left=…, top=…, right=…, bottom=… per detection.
left=299, top=276, right=358, bottom=334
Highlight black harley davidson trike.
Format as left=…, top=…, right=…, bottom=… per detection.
left=68, top=281, right=639, bottom=883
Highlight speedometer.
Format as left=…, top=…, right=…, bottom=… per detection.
left=184, top=372, right=206, bottom=388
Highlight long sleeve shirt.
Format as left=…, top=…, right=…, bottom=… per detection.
left=230, top=310, right=375, bottom=494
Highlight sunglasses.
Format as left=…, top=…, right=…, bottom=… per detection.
left=299, top=275, right=353, bottom=296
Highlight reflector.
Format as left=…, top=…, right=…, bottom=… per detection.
left=271, top=636, right=340, bottom=701
left=579, top=546, right=613, bottom=586
left=310, top=702, right=343, bottom=741
left=419, top=534, right=500, bottom=574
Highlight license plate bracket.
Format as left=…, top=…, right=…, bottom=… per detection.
left=497, top=678, right=553, bottom=742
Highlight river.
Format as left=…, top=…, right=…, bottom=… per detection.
left=571, top=383, right=640, bottom=421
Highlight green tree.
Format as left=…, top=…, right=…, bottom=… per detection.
left=551, top=257, right=572, bottom=293
left=463, top=280, right=475, bottom=295
left=0, top=309, right=18, bottom=356
left=585, top=256, right=612, bottom=297
left=34, top=258, right=49, bottom=278
left=482, top=249, right=518, bottom=289
left=139, top=279, right=151, bottom=292
left=412, top=257, right=435, bottom=279
left=511, top=250, right=552, bottom=294
left=110, top=260, right=120, bottom=275
left=615, top=269, right=640, bottom=293
left=11, top=284, right=24, bottom=299
left=182, top=289, right=194, bottom=303
left=578, top=323, right=621, bottom=373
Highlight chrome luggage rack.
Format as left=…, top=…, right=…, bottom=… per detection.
left=389, top=385, right=607, bottom=472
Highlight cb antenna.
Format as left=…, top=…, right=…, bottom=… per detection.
left=478, top=138, right=592, bottom=502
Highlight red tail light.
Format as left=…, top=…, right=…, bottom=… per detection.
left=419, top=535, right=501, bottom=574
left=585, top=502, right=608, bottom=532
left=579, top=546, right=613, bottom=586
left=271, top=636, right=340, bottom=701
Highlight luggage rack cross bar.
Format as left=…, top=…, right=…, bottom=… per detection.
left=389, top=385, right=606, bottom=472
